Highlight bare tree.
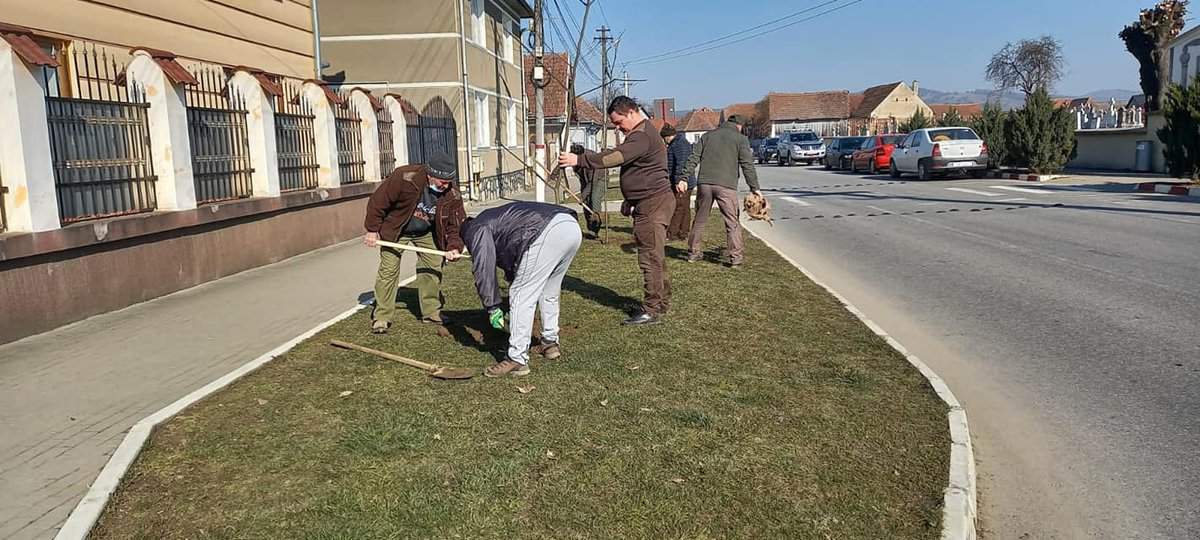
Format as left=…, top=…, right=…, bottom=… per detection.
left=1119, top=0, right=1188, bottom=112
left=986, top=36, right=1066, bottom=96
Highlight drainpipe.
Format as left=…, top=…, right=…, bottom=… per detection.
left=456, top=0, right=476, bottom=198
left=310, top=0, right=322, bottom=79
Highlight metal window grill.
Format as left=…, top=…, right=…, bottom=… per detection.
left=184, top=65, right=254, bottom=204
left=377, top=105, right=396, bottom=179
left=412, top=97, right=458, bottom=170
left=333, top=90, right=365, bottom=184
left=43, top=42, right=157, bottom=224
left=273, top=78, right=319, bottom=192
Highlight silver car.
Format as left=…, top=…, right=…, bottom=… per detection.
left=776, top=131, right=825, bottom=166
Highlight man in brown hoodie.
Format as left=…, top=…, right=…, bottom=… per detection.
left=363, top=151, right=466, bottom=333
left=558, top=96, right=674, bottom=326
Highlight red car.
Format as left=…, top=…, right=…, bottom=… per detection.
left=850, top=134, right=907, bottom=175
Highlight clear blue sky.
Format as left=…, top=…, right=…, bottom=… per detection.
left=545, top=0, right=1152, bottom=109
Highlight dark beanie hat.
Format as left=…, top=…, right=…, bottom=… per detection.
left=727, top=114, right=746, bottom=126
left=660, top=123, right=677, bottom=138
left=427, top=150, right=458, bottom=181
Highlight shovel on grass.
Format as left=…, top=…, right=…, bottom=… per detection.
left=330, top=340, right=478, bottom=380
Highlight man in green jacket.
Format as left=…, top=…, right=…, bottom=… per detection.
left=679, top=115, right=760, bottom=268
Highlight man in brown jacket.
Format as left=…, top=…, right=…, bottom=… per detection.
left=558, top=96, right=674, bottom=326
left=363, top=151, right=466, bottom=333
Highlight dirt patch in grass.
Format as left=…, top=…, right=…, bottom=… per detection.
left=92, top=216, right=950, bottom=539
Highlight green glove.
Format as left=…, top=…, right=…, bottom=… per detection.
left=489, top=309, right=506, bottom=330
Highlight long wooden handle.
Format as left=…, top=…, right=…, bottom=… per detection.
left=331, top=340, right=438, bottom=372
left=375, top=240, right=471, bottom=259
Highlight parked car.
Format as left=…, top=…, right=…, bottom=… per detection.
left=823, top=136, right=867, bottom=170
left=776, top=131, right=824, bottom=166
left=890, top=127, right=988, bottom=180
left=758, top=137, right=780, bottom=164
left=849, top=133, right=906, bottom=175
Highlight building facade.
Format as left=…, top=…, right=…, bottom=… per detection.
left=318, top=0, right=532, bottom=198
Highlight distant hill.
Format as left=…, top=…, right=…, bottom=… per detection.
left=919, top=88, right=1141, bottom=109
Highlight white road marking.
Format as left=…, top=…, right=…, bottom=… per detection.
left=945, top=187, right=1004, bottom=197
left=999, top=197, right=1028, bottom=202
left=782, top=196, right=812, bottom=207
left=990, top=185, right=1054, bottom=195
left=866, top=205, right=892, bottom=213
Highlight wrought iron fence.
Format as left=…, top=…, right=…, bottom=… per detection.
left=43, top=43, right=157, bottom=224
left=477, top=170, right=528, bottom=201
left=333, top=91, right=365, bottom=184
left=273, top=78, right=319, bottom=192
left=0, top=171, right=8, bottom=233
left=185, top=65, right=253, bottom=204
left=377, top=105, right=396, bottom=179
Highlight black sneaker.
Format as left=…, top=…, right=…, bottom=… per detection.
left=622, top=312, right=661, bottom=326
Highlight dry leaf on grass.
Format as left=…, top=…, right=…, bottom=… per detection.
left=639, top=407, right=653, bottom=412
left=600, top=399, right=609, bottom=407
left=255, top=399, right=268, bottom=406
left=670, top=478, right=687, bottom=484
left=338, top=391, right=353, bottom=398
left=546, top=450, right=556, bottom=458
left=433, top=434, right=442, bottom=441
left=626, top=365, right=640, bottom=371
left=517, top=385, right=536, bottom=394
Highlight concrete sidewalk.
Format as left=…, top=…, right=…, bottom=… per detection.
left=0, top=193, right=550, bottom=539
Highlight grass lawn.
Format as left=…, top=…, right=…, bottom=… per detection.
left=92, top=216, right=950, bottom=539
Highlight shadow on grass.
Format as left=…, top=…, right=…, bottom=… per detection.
left=563, top=275, right=638, bottom=315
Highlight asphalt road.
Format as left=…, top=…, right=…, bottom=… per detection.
left=739, top=165, right=1200, bottom=539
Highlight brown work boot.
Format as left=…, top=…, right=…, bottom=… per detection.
left=485, top=359, right=531, bottom=378
left=539, top=340, right=562, bottom=360
left=421, top=313, right=452, bottom=325
left=371, top=320, right=390, bottom=334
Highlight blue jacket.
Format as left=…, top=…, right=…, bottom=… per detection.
left=667, top=136, right=698, bottom=189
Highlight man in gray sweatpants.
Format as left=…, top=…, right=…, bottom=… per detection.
left=461, top=201, right=582, bottom=377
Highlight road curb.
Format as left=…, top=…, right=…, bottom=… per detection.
left=745, top=227, right=978, bottom=540
left=52, top=278, right=414, bottom=540
left=1136, top=181, right=1200, bottom=197
left=985, top=171, right=1063, bottom=182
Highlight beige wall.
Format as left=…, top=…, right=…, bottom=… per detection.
left=323, top=39, right=460, bottom=83
left=2, top=0, right=314, bottom=77
left=1070, top=115, right=1167, bottom=173
left=869, top=84, right=934, bottom=120
left=319, top=0, right=455, bottom=35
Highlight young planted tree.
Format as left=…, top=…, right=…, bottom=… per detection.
left=1119, top=0, right=1188, bottom=112
left=1157, top=77, right=1200, bottom=179
left=899, top=109, right=931, bottom=133
left=986, top=35, right=1066, bottom=96
left=937, top=107, right=964, bottom=127
left=970, top=102, right=1010, bottom=168
left=1006, top=88, right=1076, bottom=174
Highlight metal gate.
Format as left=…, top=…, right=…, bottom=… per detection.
left=273, top=79, right=319, bottom=192
left=44, top=43, right=157, bottom=224
left=185, top=65, right=253, bottom=204
left=377, top=105, right=396, bottom=179
left=416, top=97, right=458, bottom=169
left=334, top=91, right=365, bottom=184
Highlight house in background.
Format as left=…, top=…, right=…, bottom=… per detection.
left=930, top=103, right=984, bottom=124
left=1168, top=24, right=1200, bottom=87
left=522, top=52, right=605, bottom=156
left=761, top=91, right=851, bottom=137
left=849, top=81, right=933, bottom=134
left=318, top=0, right=533, bottom=190
left=652, top=97, right=677, bottom=124
left=675, top=107, right=721, bottom=142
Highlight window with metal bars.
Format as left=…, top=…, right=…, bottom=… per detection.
left=42, top=42, right=157, bottom=225
left=377, top=106, right=396, bottom=179
left=333, top=92, right=365, bottom=184
left=273, top=78, right=319, bottom=192
left=184, top=65, right=254, bottom=204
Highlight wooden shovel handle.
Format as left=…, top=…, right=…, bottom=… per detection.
left=331, top=340, right=438, bottom=372
left=374, top=240, right=471, bottom=259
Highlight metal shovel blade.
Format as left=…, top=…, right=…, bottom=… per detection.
left=429, top=366, right=479, bottom=380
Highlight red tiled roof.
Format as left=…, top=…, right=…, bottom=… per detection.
left=0, top=23, right=58, bottom=67
left=650, top=117, right=667, bottom=132
left=722, top=102, right=757, bottom=120
left=929, top=103, right=984, bottom=119
left=676, top=107, right=721, bottom=132
left=1052, top=98, right=1074, bottom=108
left=765, top=91, right=850, bottom=121
left=851, top=82, right=904, bottom=118
left=573, top=96, right=604, bottom=125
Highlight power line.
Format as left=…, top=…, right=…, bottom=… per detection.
left=629, top=0, right=866, bottom=66
left=630, top=0, right=862, bottom=65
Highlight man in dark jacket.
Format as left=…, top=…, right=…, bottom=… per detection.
left=662, top=124, right=696, bottom=241
left=461, top=202, right=582, bottom=377
left=572, top=144, right=604, bottom=237
left=557, top=96, right=674, bottom=326
left=363, top=151, right=466, bottom=333
left=680, top=115, right=760, bottom=268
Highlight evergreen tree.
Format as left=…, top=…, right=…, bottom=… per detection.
left=1157, top=78, right=1200, bottom=179
left=1006, top=88, right=1075, bottom=174
left=970, top=102, right=1010, bottom=168
left=937, top=107, right=965, bottom=127
left=899, top=109, right=931, bottom=133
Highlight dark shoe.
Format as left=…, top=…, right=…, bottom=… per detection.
left=539, top=340, right=562, bottom=360
left=371, top=320, right=390, bottom=334
left=622, top=312, right=661, bottom=326
left=485, top=359, right=531, bottom=378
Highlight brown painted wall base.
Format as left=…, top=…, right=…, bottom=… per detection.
left=0, top=192, right=371, bottom=345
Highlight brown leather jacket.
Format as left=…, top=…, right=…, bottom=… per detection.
left=364, top=164, right=466, bottom=252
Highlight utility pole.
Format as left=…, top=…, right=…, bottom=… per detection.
left=533, top=0, right=547, bottom=202
left=623, top=69, right=630, bottom=97
left=596, top=26, right=612, bottom=150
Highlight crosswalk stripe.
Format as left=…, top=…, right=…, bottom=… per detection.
left=782, top=196, right=811, bottom=207
left=990, top=185, right=1054, bottom=194
left=945, top=187, right=1003, bottom=197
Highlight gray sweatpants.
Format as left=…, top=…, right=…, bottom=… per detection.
left=508, top=213, right=582, bottom=364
